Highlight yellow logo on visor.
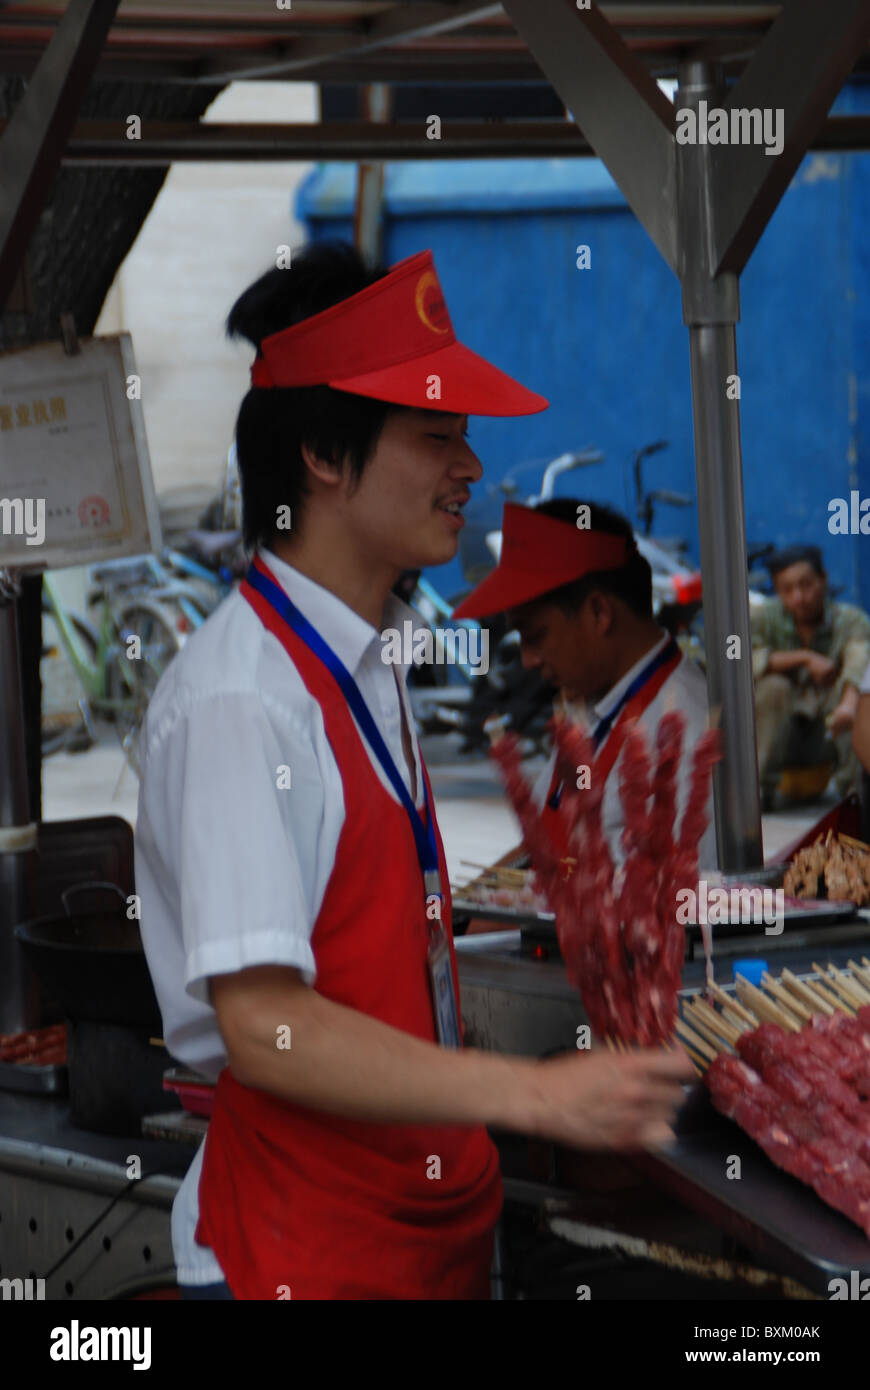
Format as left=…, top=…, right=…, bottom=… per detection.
left=415, top=271, right=450, bottom=335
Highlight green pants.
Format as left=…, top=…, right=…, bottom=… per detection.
left=754, top=671, right=858, bottom=797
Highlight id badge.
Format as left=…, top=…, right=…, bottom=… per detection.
left=427, top=922, right=461, bottom=1049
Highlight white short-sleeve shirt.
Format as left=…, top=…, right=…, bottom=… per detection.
left=530, top=633, right=719, bottom=871
left=134, top=547, right=428, bottom=1285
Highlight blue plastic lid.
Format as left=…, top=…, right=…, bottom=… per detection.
left=733, top=958, right=768, bottom=987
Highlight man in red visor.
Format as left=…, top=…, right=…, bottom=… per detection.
left=453, top=499, right=718, bottom=872
left=135, top=242, right=692, bottom=1301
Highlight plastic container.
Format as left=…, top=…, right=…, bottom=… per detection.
left=733, top=958, right=768, bottom=987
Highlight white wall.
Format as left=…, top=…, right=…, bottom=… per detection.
left=96, top=80, right=318, bottom=505
left=34, top=82, right=318, bottom=614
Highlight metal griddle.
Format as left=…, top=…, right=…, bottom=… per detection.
left=634, top=1083, right=870, bottom=1296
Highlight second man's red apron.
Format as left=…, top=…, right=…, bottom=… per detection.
left=541, top=639, right=683, bottom=862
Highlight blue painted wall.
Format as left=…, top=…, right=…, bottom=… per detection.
left=297, top=79, right=870, bottom=609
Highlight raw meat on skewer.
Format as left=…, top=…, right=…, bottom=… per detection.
left=706, top=1052, right=870, bottom=1238
left=488, top=711, right=720, bottom=1044
left=617, top=724, right=662, bottom=1044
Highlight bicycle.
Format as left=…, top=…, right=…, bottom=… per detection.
left=41, top=562, right=183, bottom=781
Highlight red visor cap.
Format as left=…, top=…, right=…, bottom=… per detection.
left=452, top=504, right=634, bottom=619
left=250, top=249, right=548, bottom=417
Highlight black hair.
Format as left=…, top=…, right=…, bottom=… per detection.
left=531, top=498, right=653, bottom=620
left=226, top=240, right=401, bottom=550
left=768, top=544, right=825, bottom=578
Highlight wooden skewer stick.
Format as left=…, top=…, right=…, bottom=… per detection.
left=148, top=1037, right=166, bottom=1048
left=707, top=982, right=757, bottom=1027
left=805, top=967, right=854, bottom=1015
left=720, top=1006, right=754, bottom=1034
left=675, top=1017, right=720, bottom=1063
left=778, top=968, right=835, bottom=1017
left=760, top=972, right=813, bottom=1025
left=849, top=959, right=870, bottom=995
left=684, top=998, right=739, bottom=1050
left=842, top=962, right=870, bottom=1004
left=682, top=1001, right=733, bottom=1053
left=812, top=963, right=859, bottom=1014
left=460, top=860, right=528, bottom=884
left=838, top=832, right=870, bottom=853
left=735, top=976, right=801, bottom=1031
left=674, top=1035, right=710, bottom=1075
left=662, top=1028, right=703, bottom=1075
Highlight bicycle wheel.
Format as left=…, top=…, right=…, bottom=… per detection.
left=110, top=598, right=183, bottom=775
left=41, top=606, right=98, bottom=757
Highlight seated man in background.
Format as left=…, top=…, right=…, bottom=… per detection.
left=751, top=545, right=870, bottom=809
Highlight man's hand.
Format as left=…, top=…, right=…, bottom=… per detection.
left=829, top=684, right=860, bottom=736
left=804, top=652, right=837, bottom=686
left=524, top=1047, right=694, bottom=1151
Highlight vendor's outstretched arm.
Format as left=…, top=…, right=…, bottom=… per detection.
left=210, top=964, right=690, bottom=1152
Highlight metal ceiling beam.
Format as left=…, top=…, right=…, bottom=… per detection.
left=0, top=118, right=589, bottom=163
left=0, top=0, right=120, bottom=310
left=11, top=113, right=870, bottom=164
left=711, top=0, right=870, bottom=274
left=504, top=0, right=678, bottom=269
left=186, top=2, right=504, bottom=83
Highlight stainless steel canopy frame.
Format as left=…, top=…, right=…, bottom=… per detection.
left=503, top=0, right=870, bottom=871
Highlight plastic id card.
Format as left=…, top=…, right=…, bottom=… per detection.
left=427, top=922, right=461, bottom=1049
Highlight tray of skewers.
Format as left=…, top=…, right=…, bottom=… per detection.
left=483, top=706, right=870, bottom=1281
left=644, top=960, right=870, bottom=1285
left=785, top=828, right=870, bottom=907
left=0, top=1023, right=68, bottom=1094
left=451, top=860, right=555, bottom=928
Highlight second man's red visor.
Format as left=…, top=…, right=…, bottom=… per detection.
left=250, top=249, right=548, bottom=417
left=452, top=504, right=635, bottom=619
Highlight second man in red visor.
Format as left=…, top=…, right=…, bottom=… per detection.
left=135, top=241, right=692, bottom=1301
left=453, top=498, right=718, bottom=871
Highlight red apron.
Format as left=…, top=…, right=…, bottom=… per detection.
left=540, top=644, right=683, bottom=863
left=194, top=568, right=502, bottom=1300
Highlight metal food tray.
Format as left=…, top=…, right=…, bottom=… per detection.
left=687, top=895, right=859, bottom=939
left=0, top=1060, right=67, bottom=1095
left=451, top=897, right=555, bottom=929
left=453, top=894, right=859, bottom=936
left=636, top=1083, right=870, bottom=1295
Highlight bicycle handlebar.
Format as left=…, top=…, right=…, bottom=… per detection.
left=531, top=448, right=605, bottom=504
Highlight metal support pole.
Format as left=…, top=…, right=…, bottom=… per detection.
left=677, top=60, right=762, bottom=872
left=0, top=571, right=40, bottom=1033
left=354, top=83, right=391, bottom=264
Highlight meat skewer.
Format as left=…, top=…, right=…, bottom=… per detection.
left=706, top=1053, right=870, bottom=1238
left=679, top=970, right=870, bottom=1239
left=489, top=710, right=720, bottom=1044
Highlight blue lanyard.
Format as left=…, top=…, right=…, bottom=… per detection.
left=547, top=635, right=680, bottom=809
left=246, top=562, right=441, bottom=898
